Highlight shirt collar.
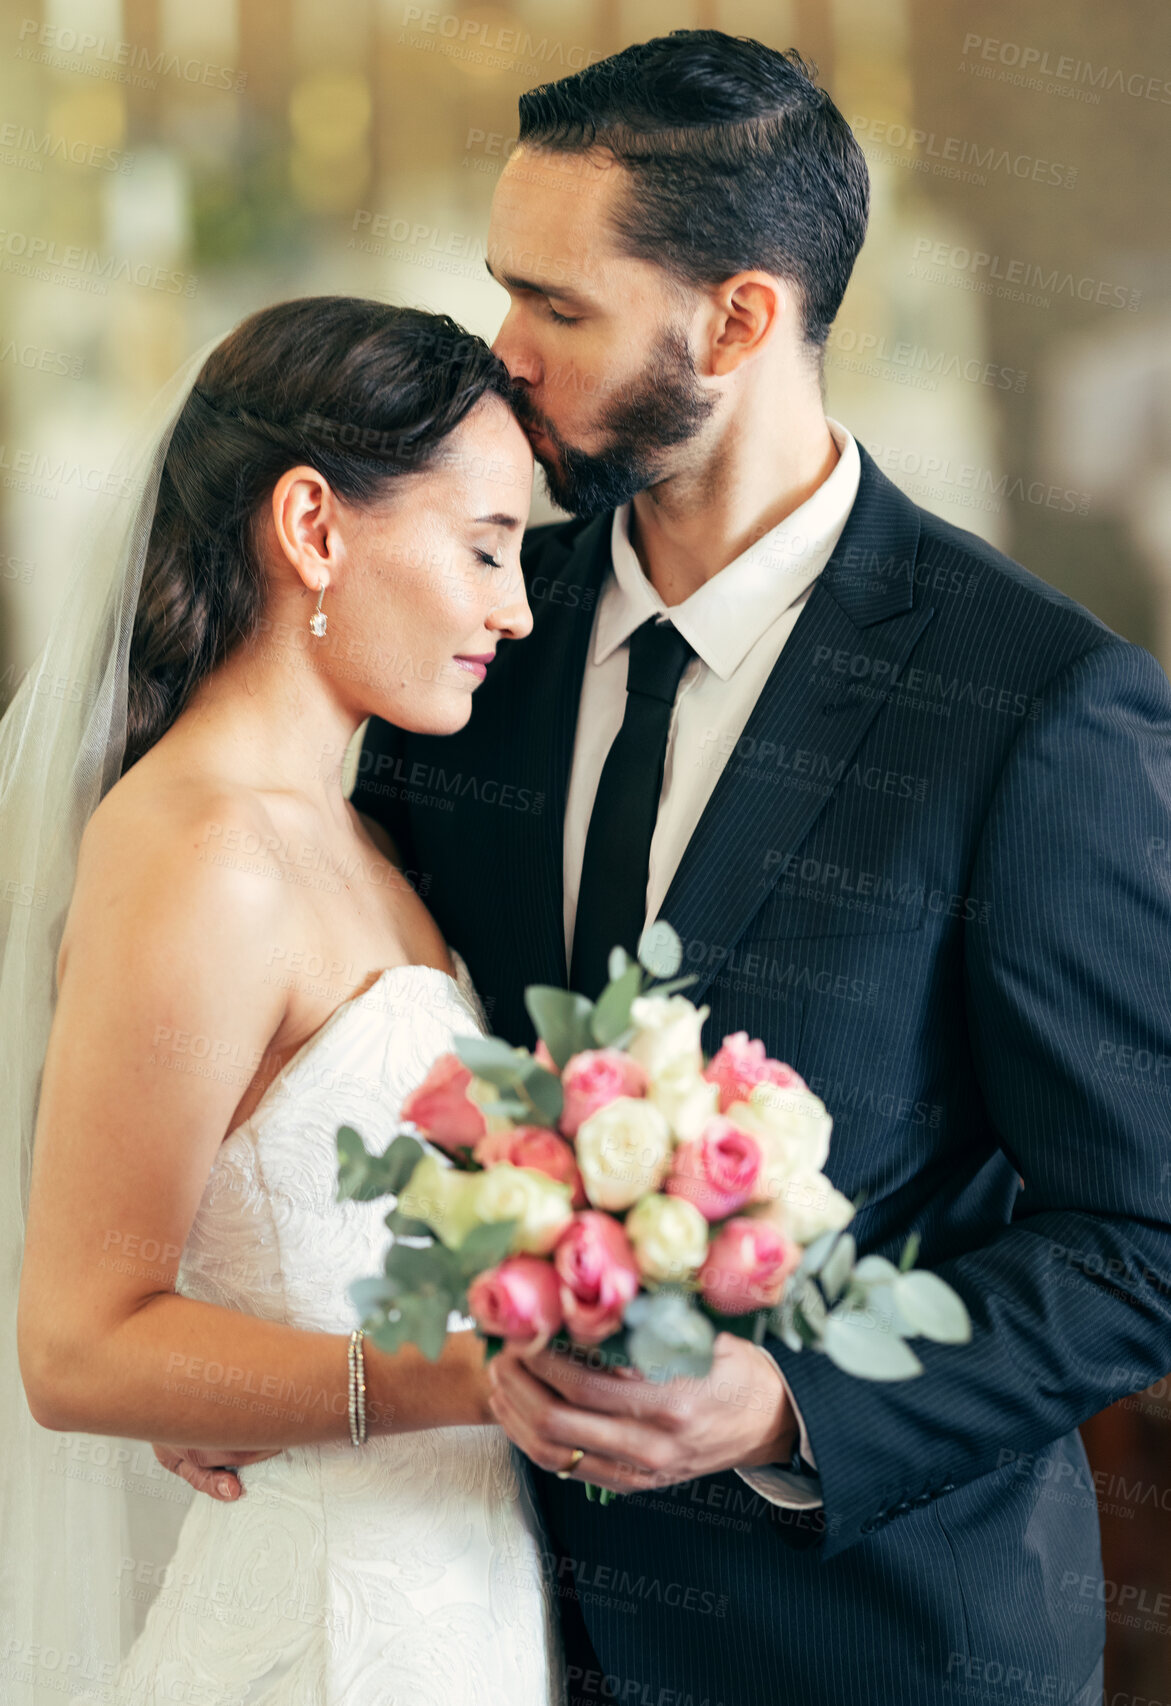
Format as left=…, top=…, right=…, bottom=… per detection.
left=595, top=419, right=860, bottom=681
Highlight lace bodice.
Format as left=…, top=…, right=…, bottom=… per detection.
left=177, top=955, right=488, bottom=1329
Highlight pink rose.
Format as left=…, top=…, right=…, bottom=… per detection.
left=401, top=1052, right=486, bottom=1150
left=698, top=1217, right=800, bottom=1316
left=467, top=1256, right=562, bottom=1342
left=703, top=1032, right=806, bottom=1113
left=665, top=1118, right=762, bottom=1222
left=472, top=1126, right=587, bottom=1209
left=558, top=1048, right=648, bottom=1139
left=554, top=1212, right=641, bottom=1345
left=471, top=1129, right=517, bottom=1167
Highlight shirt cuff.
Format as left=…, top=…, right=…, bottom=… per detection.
left=733, top=1347, right=824, bottom=1510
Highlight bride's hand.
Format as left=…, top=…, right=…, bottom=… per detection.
left=152, top=1441, right=283, bottom=1501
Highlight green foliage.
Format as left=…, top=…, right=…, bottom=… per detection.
left=336, top=1127, right=424, bottom=1203
left=524, top=987, right=595, bottom=1069
left=625, top=1288, right=716, bottom=1382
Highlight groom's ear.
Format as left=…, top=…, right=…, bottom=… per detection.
left=705, top=273, right=790, bottom=374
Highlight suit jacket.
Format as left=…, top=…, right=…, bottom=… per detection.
left=350, top=444, right=1171, bottom=1706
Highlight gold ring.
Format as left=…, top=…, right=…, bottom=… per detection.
left=555, top=1447, right=585, bottom=1480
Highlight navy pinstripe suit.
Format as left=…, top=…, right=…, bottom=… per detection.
left=351, top=445, right=1171, bottom=1705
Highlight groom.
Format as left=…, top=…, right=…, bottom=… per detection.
left=350, top=32, right=1171, bottom=1706
left=175, top=30, right=1168, bottom=1705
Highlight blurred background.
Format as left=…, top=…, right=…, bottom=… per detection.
left=1, top=0, right=1167, bottom=1695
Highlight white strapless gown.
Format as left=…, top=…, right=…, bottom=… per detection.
left=93, top=953, right=563, bottom=1706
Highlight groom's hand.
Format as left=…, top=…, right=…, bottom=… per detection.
left=151, top=1441, right=282, bottom=1501
left=487, top=1333, right=798, bottom=1494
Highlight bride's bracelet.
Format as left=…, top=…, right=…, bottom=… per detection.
left=347, top=1327, right=367, bottom=1447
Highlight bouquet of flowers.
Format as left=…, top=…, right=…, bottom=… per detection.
left=337, top=925, right=970, bottom=1399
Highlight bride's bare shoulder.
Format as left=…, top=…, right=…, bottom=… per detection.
left=62, top=766, right=287, bottom=990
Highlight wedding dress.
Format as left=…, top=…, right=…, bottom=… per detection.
left=79, top=952, right=563, bottom=1706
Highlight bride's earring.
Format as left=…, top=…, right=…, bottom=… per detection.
left=309, top=579, right=328, bottom=638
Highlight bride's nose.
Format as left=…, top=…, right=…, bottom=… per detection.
left=487, top=578, right=534, bottom=642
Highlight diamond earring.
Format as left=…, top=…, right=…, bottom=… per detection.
left=309, top=580, right=328, bottom=638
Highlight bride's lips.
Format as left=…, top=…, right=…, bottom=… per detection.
left=453, top=652, right=494, bottom=682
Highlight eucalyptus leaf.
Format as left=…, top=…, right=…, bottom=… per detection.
left=336, top=1125, right=387, bottom=1202
left=524, top=986, right=596, bottom=1070
left=365, top=1311, right=411, bottom=1356
left=590, top=962, right=644, bottom=1047
left=516, top=1058, right=564, bottom=1127
left=795, top=1227, right=839, bottom=1277
left=892, top=1271, right=972, bottom=1343
left=347, top=1275, right=395, bottom=1321
left=899, top=1230, right=921, bottom=1272
left=383, top=1206, right=433, bottom=1240
left=383, top=1240, right=458, bottom=1293
left=489, top=1097, right=530, bottom=1120
left=625, top=1289, right=716, bottom=1383
left=819, top=1232, right=856, bottom=1303
left=607, top=946, right=632, bottom=984
left=637, top=921, right=683, bottom=978
left=789, top=1275, right=828, bottom=1337
left=379, top=1133, right=426, bottom=1197
left=643, top=973, right=699, bottom=998
left=453, top=1034, right=528, bottom=1087
left=453, top=1217, right=519, bottom=1279
left=852, top=1281, right=916, bottom=1339
left=412, top=1292, right=454, bottom=1362
left=822, top=1315, right=924, bottom=1381
left=852, top=1254, right=901, bottom=1287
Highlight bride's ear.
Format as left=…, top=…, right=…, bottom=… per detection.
left=268, top=464, right=342, bottom=592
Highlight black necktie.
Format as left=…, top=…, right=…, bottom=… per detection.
left=570, top=617, right=696, bottom=999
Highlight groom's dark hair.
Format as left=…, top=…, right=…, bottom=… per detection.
left=517, top=31, right=869, bottom=352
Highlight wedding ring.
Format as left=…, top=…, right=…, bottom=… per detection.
left=555, top=1447, right=585, bottom=1480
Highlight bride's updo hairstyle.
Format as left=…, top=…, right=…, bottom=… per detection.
left=123, top=296, right=515, bottom=773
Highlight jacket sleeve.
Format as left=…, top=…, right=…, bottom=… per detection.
left=761, top=637, right=1171, bottom=1561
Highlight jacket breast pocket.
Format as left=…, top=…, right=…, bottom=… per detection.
left=749, top=881, right=928, bottom=942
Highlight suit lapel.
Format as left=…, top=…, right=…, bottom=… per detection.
left=506, top=514, right=611, bottom=989
left=658, top=448, right=936, bottom=1009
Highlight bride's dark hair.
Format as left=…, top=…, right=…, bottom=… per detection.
left=123, top=296, right=516, bottom=774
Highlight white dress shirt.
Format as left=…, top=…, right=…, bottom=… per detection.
left=561, top=419, right=862, bottom=1509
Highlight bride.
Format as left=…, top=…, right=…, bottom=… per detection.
left=2, top=296, right=563, bottom=1703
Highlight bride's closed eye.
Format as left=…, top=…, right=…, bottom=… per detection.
left=473, top=548, right=504, bottom=569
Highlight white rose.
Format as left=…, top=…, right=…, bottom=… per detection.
left=627, top=994, right=710, bottom=1082
left=646, top=1063, right=720, bottom=1141
left=625, top=1192, right=710, bottom=1282
left=756, top=1171, right=855, bottom=1245
left=727, top=1082, right=833, bottom=1198
left=575, top=1096, right=674, bottom=1211
left=397, top=1154, right=478, bottom=1248
left=471, top=1163, right=574, bottom=1255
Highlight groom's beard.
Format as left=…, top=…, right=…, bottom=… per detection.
left=514, top=325, right=716, bottom=518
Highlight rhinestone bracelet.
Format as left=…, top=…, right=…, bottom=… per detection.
left=347, top=1327, right=367, bottom=1447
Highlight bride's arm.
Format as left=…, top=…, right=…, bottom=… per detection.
left=17, top=799, right=490, bottom=1449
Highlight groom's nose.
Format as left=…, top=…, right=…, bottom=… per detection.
left=491, top=312, right=542, bottom=389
